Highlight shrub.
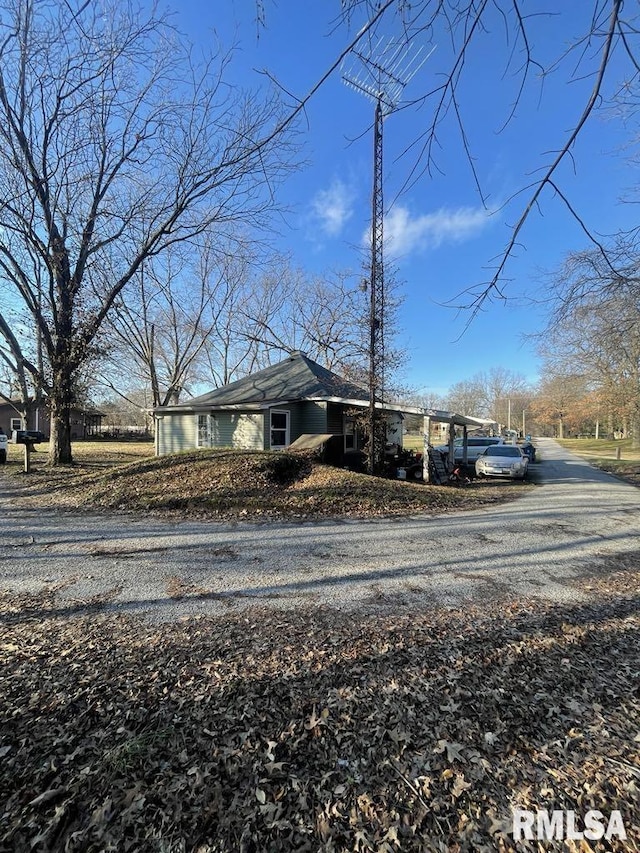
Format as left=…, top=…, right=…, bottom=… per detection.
left=255, top=452, right=313, bottom=485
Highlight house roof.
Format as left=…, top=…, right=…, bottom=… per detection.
left=152, top=351, right=485, bottom=426
left=156, top=352, right=376, bottom=412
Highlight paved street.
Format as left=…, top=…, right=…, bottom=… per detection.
left=1, top=438, right=638, bottom=621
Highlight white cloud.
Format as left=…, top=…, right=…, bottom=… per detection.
left=369, top=204, right=493, bottom=259
left=311, top=179, right=354, bottom=237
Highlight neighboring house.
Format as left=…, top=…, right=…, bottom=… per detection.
left=0, top=400, right=104, bottom=440
left=154, top=351, right=419, bottom=457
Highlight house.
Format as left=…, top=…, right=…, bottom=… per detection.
left=153, top=351, right=419, bottom=458
left=0, top=400, right=104, bottom=440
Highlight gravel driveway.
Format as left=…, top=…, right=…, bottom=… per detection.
left=1, top=438, right=638, bottom=621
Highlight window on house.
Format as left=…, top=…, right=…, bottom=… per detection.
left=197, top=414, right=211, bottom=447
left=10, top=418, right=22, bottom=433
left=344, top=417, right=355, bottom=450
left=270, top=410, right=289, bottom=449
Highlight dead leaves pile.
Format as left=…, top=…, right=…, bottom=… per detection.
left=5, top=449, right=527, bottom=521
left=1, top=563, right=638, bottom=852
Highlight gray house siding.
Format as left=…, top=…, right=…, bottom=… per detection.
left=263, top=401, right=328, bottom=450
left=158, top=411, right=265, bottom=454
left=157, top=413, right=197, bottom=455
left=210, top=412, right=235, bottom=446
left=327, top=402, right=345, bottom=434
left=300, top=401, right=328, bottom=435
left=211, top=412, right=264, bottom=450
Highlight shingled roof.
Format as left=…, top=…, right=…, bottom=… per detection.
left=160, top=352, right=370, bottom=410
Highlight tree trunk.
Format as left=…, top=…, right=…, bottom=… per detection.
left=48, top=364, right=74, bottom=465
left=632, top=407, right=640, bottom=451
left=23, top=398, right=40, bottom=431
left=558, top=415, right=564, bottom=439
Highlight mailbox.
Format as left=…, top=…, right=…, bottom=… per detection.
left=11, top=429, right=46, bottom=444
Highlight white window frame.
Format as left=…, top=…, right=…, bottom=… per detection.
left=10, top=417, right=23, bottom=433
left=197, top=413, right=212, bottom=448
left=270, top=409, right=290, bottom=450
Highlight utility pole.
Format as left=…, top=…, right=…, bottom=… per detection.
left=343, top=37, right=432, bottom=474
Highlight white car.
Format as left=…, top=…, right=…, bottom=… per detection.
left=475, top=444, right=528, bottom=479
left=435, top=436, right=504, bottom=465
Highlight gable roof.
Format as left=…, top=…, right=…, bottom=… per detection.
left=156, top=352, right=371, bottom=412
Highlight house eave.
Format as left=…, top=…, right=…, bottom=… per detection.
left=305, top=396, right=423, bottom=414
left=154, top=400, right=292, bottom=415
left=155, top=397, right=446, bottom=419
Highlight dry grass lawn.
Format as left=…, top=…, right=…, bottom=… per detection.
left=0, top=442, right=529, bottom=520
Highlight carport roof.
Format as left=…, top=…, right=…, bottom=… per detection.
left=423, top=409, right=490, bottom=428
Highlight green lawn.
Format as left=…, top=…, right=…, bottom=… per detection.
left=402, top=434, right=425, bottom=452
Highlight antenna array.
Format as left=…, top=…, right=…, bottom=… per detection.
left=342, top=36, right=433, bottom=115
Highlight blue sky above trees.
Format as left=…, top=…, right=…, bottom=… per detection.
left=165, top=1, right=638, bottom=396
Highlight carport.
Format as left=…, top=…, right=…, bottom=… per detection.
left=422, top=409, right=492, bottom=482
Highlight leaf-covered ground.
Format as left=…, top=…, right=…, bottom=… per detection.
left=1, top=448, right=530, bottom=520
left=1, top=557, right=638, bottom=852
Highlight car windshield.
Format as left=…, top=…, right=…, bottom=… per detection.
left=482, top=446, right=521, bottom=457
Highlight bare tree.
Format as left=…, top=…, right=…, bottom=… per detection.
left=539, top=246, right=640, bottom=445
left=445, top=367, right=530, bottom=423
left=0, top=0, right=297, bottom=464
left=0, top=305, right=45, bottom=430
left=237, top=265, right=372, bottom=374
left=198, top=252, right=265, bottom=388
left=444, top=378, right=486, bottom=418
left=101, top=244, right=229, bottom=408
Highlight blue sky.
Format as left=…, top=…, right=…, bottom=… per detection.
left=167, top=2, right=637, bottom=397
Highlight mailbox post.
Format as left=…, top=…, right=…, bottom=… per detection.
left=11, top=430, right=45, bottom=473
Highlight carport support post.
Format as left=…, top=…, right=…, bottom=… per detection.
left=447, top=423, right=455, bottom=473
left=422, top=415, right=431, bottom=482
left=461, top=425, right=468, bottom=466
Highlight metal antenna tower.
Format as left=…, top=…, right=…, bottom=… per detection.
left=343, top=37, right=431, bottom=475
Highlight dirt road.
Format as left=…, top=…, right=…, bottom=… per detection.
left=1, top=438, right=638, bottom=620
